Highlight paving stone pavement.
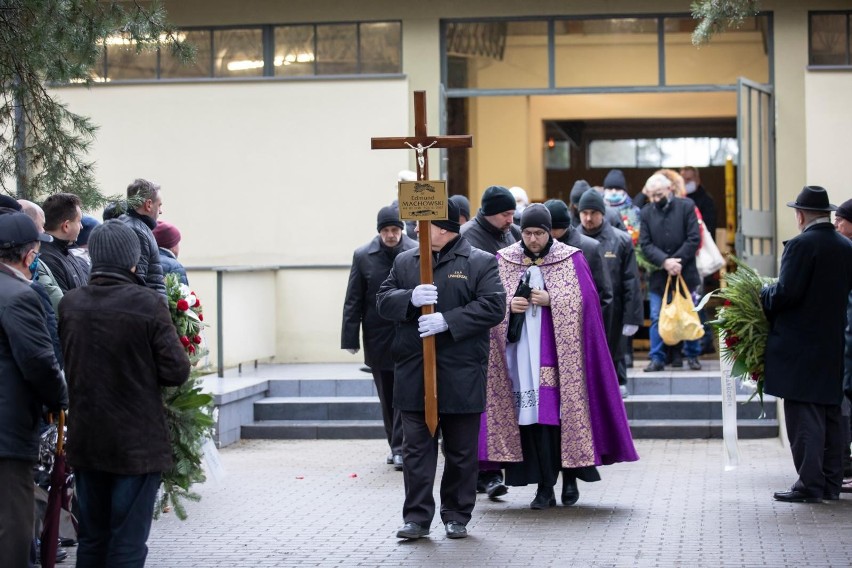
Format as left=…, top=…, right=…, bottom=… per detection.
left=62, top=438, right=851, bottom=567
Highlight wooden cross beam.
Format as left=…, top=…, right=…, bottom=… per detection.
left=371, top=91, right=472, bottom=436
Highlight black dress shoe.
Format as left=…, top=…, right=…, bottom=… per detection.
left=530, top=485, right=556, bottom=509
left=561, top=477, right=580, bottom=506
left=396, top=521, right=430, bottom=539
left=486, top=479, right=508, bottom=500
left=823, top=493, right=841, bottom=501
left=445, top=521, right=468, bottom=539
left=644, top=360, right=665, bottom=372
left=670, top=356, right=683, bottom=368
left=392, top=454, right=403, bottom=471
left=687, top=357, right=702, bottom=371
left=773, top=489, right=821, bottom=503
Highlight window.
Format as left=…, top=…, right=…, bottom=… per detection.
left=809, top=12, right=852, bottom=67
left=589, top=137, right=738, bottom=168
left=443, top=14, right=772, bottom=92
left=98, top=21, right=402, bottom=82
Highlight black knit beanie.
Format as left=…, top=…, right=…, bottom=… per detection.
left=479, top=186, right=516, bottom=216
left=603, top=169, right=627, bottom=190
left=433, top=198, right=461, bottom=233
left=89, top=220, right=141, bottom=271
left=520, top=203, right=552, bottom=232
left=377, top=206, right=404, bottom=232
left=570, top=180, right=591, bottom=205
left=836, top=198, right=852, bottom=222
left=578, top=189, right=606, bottom=215
left=449, top=195, right=470, bottom=220
left=544, top=199, right=571, bottom=229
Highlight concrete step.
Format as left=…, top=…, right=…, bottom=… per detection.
left=267, top=379, right=376, bottom=398
left=629, top=419, right=780, bottom=439
left=254, top=396, right=383, bottom=421
left=242, top=420, right=386, bottom=440
left=624, top=394, right=777, bottom=420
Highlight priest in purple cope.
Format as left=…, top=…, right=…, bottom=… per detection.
left=480, top=204, right=639, bottom=509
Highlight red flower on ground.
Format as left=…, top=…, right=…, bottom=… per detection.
left=179, top=336, right=191, bottom=347
left=192, top=335, right=202, bottom=344
left=176, top=299, right=190, bottom=311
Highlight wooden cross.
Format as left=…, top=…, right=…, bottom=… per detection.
left=371, top=91, right=473, bottom=436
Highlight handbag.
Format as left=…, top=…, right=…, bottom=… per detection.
left=659, top=274, right=705, bottom=345
left=695, top=220, right=724, bottom=278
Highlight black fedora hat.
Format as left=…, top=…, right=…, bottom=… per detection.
left=786, top=186, right=838, bottom=212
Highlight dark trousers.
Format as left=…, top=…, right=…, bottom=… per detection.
left=75, top=470, right=161, bottom=568
left=784, top=400, right=844, bottom=497
left=0, top=459, right=34, bottom=568
left=372, top=369, right=403, bottom=455
left=401, top=411, right=480, bottom=526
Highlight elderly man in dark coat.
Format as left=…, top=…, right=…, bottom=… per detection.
left=60, top=220, right=190, bottom=564
left=0, top=212, right=67, bottom=567
left=761, top=186, right=852, bottom=503
left=342, top=206, right=417, bottom=469
left=836, top=199, right=852, bottom=485
left=639, top=173, right=702, bottom=372
left=377, top=199, right=506, bottom=540
left=577, top=190, right=644, bottom=397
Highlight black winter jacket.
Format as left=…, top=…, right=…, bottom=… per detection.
left=761, top=222, right=852, bottom=405
left=158, top=248, right=188, bottom=285
left=39, top=236, right=90, bottom=293
left=460, top=212, right=518, bottom=255
left=59, top=268, right=190, bottom=474
left=639, top=197, right=701, bottom=294
left=120, top=210, right=166, bottom=297
left=341, top=234, right=417, bottom=370
left=0, top=265, right=67, bottom=463
left=376, top=236, right=506, bottom=413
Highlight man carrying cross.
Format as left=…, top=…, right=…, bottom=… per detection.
left=377, top=198, right=506, bottom=540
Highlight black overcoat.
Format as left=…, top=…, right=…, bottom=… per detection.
left=580, top=222, right=643, bottom=356
left=341, top=234, right=417, bottom=370
left=460, top=212, right=518, bottom=255
left=639, top=197, right=701, bottom=294
left=761, top=222, right=852, bottom=405
left=376, top=236, right=506, bottom=414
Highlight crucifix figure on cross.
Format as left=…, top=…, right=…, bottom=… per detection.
left=371, top=91, right=472, bottom=435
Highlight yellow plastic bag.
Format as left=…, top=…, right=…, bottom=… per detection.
left=659, top=274, right=705, bottom=346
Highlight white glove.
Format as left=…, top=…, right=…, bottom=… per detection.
left=411, top=284, right=438, bottom=307
left=622, top=324, right=639, bottom=336
left=345, top=348, right=359, bottom=354
left=418, top=313, right=448, bottom=338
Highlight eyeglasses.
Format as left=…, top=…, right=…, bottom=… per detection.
left=521, top=230, right=549, bottom=239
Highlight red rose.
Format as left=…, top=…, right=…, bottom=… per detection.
left=188, top=344, right=196, bottom=354
left=176, top=299, right=190, bottom=311
left=724, top=335, right=740, bottom=348
left=723, top=299, right=732, bottom=306
left=195, top=298, right=201, bottom=308
left=192, top=335, right=202, bottom=344
left=199, top=313, right=204, bottom=321
left=179, top=336, right=191, bottom=347
left=750, top=372, right=761, bottom=381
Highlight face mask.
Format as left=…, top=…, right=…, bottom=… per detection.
left=605, top=191, right=626, bottom=206
left=684, top=181, right=697, bottom=194
left=28, top=252, right=40, bottom=281
left=655, top=196, right=669, bottom=210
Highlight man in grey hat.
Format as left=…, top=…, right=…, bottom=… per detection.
left=0, top=212, right=67, bottom=567
left=762, top=186, right=852, bottom=502
left=59, top=220, right=190, bottom=563
left=342, top=206, right=417, bottom=469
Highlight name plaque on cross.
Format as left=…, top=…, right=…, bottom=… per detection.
left=397, top=180, right=448, bottom=221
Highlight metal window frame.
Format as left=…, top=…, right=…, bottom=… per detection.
left=96, top=19, right=403, bottom=84
left=441, top=12, right=775, bottom=97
